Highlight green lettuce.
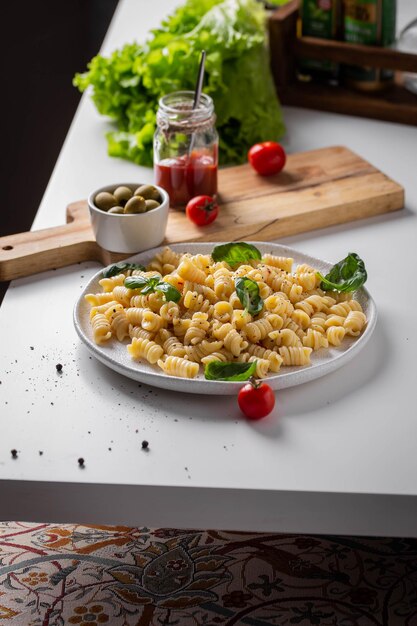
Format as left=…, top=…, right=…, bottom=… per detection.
left=73, top=0, right=284, bottom=166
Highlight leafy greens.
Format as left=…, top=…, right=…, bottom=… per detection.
left=204, top=360, right=257, bottom=381
left=317, top=253, right=367, bottom=293
left=235, top=277, right=263, bottom=315
left=124, top=276, right=181, bottom=302
left=102, top=262, right=145, bottom=278
left=73, top=0, right=284, bottom=166
left=212, top=242, right=262, bottom=266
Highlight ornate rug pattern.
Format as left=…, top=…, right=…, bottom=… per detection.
left=0, top=522, right=416, bottom=625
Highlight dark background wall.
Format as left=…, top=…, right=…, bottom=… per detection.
left=1, top=0, right=119, bottom=303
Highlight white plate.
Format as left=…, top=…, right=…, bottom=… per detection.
left=74, top=242, right=377, bottom=395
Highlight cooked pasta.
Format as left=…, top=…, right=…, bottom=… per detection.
left=125, top=307, right=146, bottom=326
left=127, top=337, right=164, bottom=364
left=157, top=355, right=199, bottom=378
left=302, top=329, right=329, bottom=350
left=91, top=313, right=112, bottom=344
left=237, top=353, right=270, bottom=378
left=129, top=325, right=155, bottom=342
left=183, top=312, right=210, bottom=345
left=85, top=246, right=367, bottom=379
left=344, top=310, right=367, bottom=336
left=326, top=326, right=346, bottom=346
left=158, top=329, right=187, bottom=358
left=279, top=346, right=312, bottom=366
left=99, top=273, right=126, bottom=292
left=147, top=246, right=181, bottom=275
left=105, top=304, right=129, bottom=341
left=85, top=292, right=115, bottom=307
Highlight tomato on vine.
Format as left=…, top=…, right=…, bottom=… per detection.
left=238, top=377, right=275, bottom=420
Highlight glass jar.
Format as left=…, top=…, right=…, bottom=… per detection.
left=153, top=91, right=218, bottom=209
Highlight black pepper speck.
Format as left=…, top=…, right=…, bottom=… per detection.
left=141, top=440, right=149, bottom=450
left=78, top=458, right=85, bottom=468
left=56, top=363, right=63, bottom=373
left=11, top=449, right=18, bottom=459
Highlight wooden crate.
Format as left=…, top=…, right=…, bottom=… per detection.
left=268, top=0, right=417, bottom=125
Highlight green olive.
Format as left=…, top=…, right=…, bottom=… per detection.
left=113, top=186, right=133, bottom=205
left=108, top=206, right=125, bottom=214
left=145, top=199, right=160, bottom=211
left=124, top=195, right=146, bottom=214
left=134, top=184, right=161, bottom=202
left=95, top=191, right=117, bottom=211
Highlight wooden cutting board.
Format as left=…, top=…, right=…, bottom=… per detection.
left=0, top=146, right=404, bottom=281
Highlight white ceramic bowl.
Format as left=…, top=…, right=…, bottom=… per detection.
left=88, top=183, right=169, bottom=253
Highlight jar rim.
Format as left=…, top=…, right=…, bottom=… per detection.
left=158, top=91, right=214, bottom=119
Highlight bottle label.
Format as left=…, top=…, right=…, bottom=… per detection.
left=303, top=0, right=337, bottom=39
left=301, top=0, right=339, bottom=76
left=343, top=0, right=396, bottom=87
left=344, top=0, right=379, bottom=45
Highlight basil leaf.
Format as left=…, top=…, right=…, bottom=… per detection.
left=204, top=360, right=257, bottom=381
left=154, top=281, right=181, bottom=303
left=235, top=277, right=263, bottom=315
left=212, top=242, right=262, bottom=267
left=102, top=262, right=145, bottom=278
left=124, top=275, right=150, bottom=290
left=317, top=253, right=367, bottom=293
left=141, top=277, right=162, bottom=294
left=124, top=276, right=180, bottom=302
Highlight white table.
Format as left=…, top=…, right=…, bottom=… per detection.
left=1, top=0, right=417, bottom=537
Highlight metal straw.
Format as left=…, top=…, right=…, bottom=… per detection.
left=188, top=50, right=206, bottom=158
left=193, top=50, right=206, bottom=109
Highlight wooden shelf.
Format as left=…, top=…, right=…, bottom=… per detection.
left=280, top=80, right=417, bottom=126
left=268, top=0, right=417, bottom=126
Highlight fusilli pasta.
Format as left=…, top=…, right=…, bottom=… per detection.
left=85, top=247, right=367, bottom=379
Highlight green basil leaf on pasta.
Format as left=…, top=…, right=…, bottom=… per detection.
left=140, top=277, right=162, bottom=295
left=124, top=275, right=150, bottom=290
left=154, top=281, right=181, bottom=303
left=204, top=360, right=257, bottom=381
left=102, top=262, right=145, bottom=278
left=124, top=275, right=180, bottom=302
left=235, top=276, right=263, bottom=315
left=317, top=253, right=367, bottom=293
left=212, top=242, right=262, bottom=267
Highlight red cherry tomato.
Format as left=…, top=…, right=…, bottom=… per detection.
left=248, top=141, right=286, bottom=176
left=238, top=378, right=275, bottom=420
left=186, top=195, right=219, bottom=226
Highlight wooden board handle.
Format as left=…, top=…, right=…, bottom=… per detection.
left=0, top=148, right=405, bottom=282
left=0, top=202, right=99, bottom=282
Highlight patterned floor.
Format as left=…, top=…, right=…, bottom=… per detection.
left=0, top=523, right=416, bottom=625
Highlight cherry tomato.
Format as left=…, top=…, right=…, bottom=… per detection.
left=238, top=378, right=275, bottom=420
left=248, top=141, right=286, bottom=176
left=186, top=195, right=219, bottom=226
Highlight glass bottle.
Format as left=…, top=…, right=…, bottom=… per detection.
left=342, top=0, right=397, bottom=92
left=397, top=17, right=417, bottom=95
left=153, top=91, right=218, bottom=209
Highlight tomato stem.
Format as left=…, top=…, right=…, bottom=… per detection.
left=249, top=375, right=260, bottom=389
left=204, top=200, right=216, bottom=213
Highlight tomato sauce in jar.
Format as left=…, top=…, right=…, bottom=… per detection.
left=154, top=153, right=217, bottom=208
left=153, top=91, right=218, bottom=209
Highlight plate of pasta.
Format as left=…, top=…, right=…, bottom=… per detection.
left=73, top=242, right=376, bottom=395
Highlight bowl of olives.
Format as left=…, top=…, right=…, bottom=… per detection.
left=88, top=183, right=169, bottom=253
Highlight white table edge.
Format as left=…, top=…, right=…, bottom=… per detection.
left=2, top=479, right=416, bottom=537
